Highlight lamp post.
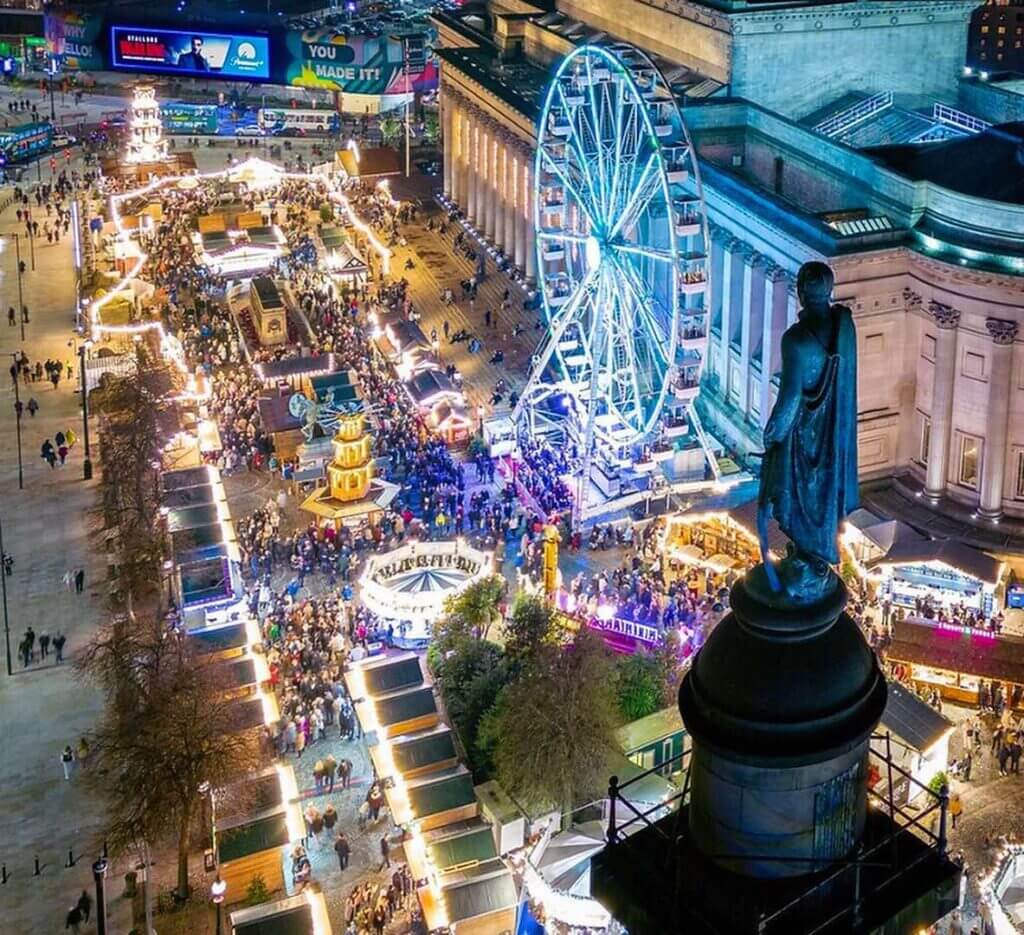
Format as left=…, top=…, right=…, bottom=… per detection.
left=0, top=514, right=11, bottom=676
left=92, top=858, right=109, bottom=935
left=78, top=340, right=92, bottom=480
left=10, top=353, right=23, bottom=490
left=12, top=232, right=25, bottom=342
left=211, top=875, right=227, bottom=935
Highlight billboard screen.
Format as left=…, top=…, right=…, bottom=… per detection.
left=45, top=12, right=104, bottom=71
left=110, top=27, right=269, bottom=80
left=283, top=30, right=436, bottom=96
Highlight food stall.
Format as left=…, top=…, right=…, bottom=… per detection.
left=886, top=616, right=1024, bottom=707
left=660, top=499, right=783, bottom=590
left=866, top=531, right=1004, bottom=618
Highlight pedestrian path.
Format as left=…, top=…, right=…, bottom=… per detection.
left=0, top=189, right=133, bottom=933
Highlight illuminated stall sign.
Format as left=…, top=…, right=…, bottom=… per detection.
left=284, top=30, right=437, bottom=95
left=110, top=26, right=269, bottom=80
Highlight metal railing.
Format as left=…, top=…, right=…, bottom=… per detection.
left=814, top=91, right=893, bottom=138
left=933, top=103, right=990, bottom=135
left=604, top=732, right=952, bottom=934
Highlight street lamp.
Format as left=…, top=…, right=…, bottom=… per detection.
left=78, top=339, right=93, bottom=480
left=211, top=875, right=227, bottom=935
left=476, top=404, right=485, bottom=435
left=10, top=232, right=26, bottom=342
left=9, top=353, right=23, bottom=490
left=0, top=514, right=11, bottom=676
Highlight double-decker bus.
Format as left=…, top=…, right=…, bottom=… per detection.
left=0, top=121, right=54, bottom=165
left=257, top=107, right=340, bottom=136
left=161, top=102, right=219, bottom=136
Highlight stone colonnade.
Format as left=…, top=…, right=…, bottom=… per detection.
left=706, top=223, right=797, bottom=428
left=919, top=293, right=1019, bottom=518
left=441, top=83, right=536, bottom=283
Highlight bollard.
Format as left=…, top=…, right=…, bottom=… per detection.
left=33, top=855, right=40, bottom=876
left=65, top=849, right=75, bottom=868
left=102, top=840, right=108, bottom=859
left=1, top=863, right=8, bottom=884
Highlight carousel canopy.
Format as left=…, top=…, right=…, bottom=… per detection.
left=256, top=354, right=337, bottom=383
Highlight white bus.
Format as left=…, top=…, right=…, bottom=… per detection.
left=257, top=107, right=340, bottom=136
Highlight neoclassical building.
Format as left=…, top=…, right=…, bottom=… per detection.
left=434, top=0, right=1024, bottom=537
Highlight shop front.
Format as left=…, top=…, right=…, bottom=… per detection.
left=886, top=616, right=1024, bottom=708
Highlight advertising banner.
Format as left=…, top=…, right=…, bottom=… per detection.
left=110, top=26, right=270, bottom=80
left=284, top=30, right=436, bottom=95
left=44, top=12, right=104, bottom=72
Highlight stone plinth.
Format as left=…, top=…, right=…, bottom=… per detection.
left=679, top=567, right=887, bottom=879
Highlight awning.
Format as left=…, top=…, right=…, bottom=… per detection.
left=667, top=543, right=703, bottom=565
left=888, top=617, right=1024, bottom=682
left=706, top=553, right=738, bottom=573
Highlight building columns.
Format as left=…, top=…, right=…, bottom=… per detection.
left=924, top=302, right=961, bottom=501
left=514, top=147, right=527, bottom=271
left=524, top=158, right=537, bottom=284
left=759, top=264, right=787, bottom=427
left=502, top=137, right=516, bottom=254
left=442, top=89, right=453, bottom=198
left=717, top=238, right=742, bottom=406
left=979, top=318, right=1018, bottom=518
left=466, top=110, right=479, bottom=224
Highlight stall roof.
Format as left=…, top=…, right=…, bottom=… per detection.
left=372, top=685, right=438, bottom=728
left=209, top=655, right=257, bottom=692
left=248, top=225, right=282, bottom=245
left=615, top=706, right=685, bottom=755
left=255, top=354, right=337, bottom=382
left=427, top=825, right=498, bottom=871
left=190, top=623, right=248, bottom=656
left=442, top=861, right=517, bottom=925
left=252, top=276, right=284, bottom=309
left=867, top=534, right=1002, bottom=585
left=408, top=768, right=476, bottom=820
left=163, top=484, right=216, bottom=511
left=882, top=681, right=953, bottom=755
left=407, top=369, right=458, bottom=405
left=218, top=768, right=283, bottom=823
left=171, top=523, right=225, bottom=555
left=846, top=507, right=887, bottom=532
left=218, top=812, right=290, bottom=863
left=180, top=557, right=233, bottom=606
left=230, top=894, right=316, bottom=935
left=161, top=466, right=212, bottom=492
left=320, top=224, right=348, bottom=249
left=227, top=698, right=266, bottom=734
left=390, top=319, right=432, bottom=352
left=166, top=503, right=220, bottom=533
left=431, top=401, right=472, bottom=429
left=392, top=726, right=458, bottom=775
left=359, top=653, right=425, bottom=697
left=726, top=499, right=787, bottom=554
left=175, top=542, right=229, bottom=568
left=889, top=617, right=1024, bottom=682
left=257, top=395, right=302, bottom=434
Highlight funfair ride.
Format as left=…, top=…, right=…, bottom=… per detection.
left=512, top=43, right=716, bottom=528
left=124, top=85, right=169, bottom=165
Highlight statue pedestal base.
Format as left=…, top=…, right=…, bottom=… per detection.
left=678, top=567, right=887, bottom=879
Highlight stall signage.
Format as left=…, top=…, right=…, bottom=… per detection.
left=369, top=551, right=483, bottom=586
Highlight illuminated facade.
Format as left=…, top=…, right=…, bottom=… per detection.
left=124, top=85, right=169, bottom=165
left=435, top=0, right=1024, bottom=529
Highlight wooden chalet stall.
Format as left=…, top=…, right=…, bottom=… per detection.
left=345, top=652, right=440, bottom=739
left=229, top=890, right=332, bottom=935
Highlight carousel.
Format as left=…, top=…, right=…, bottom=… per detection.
left=358, top=540, right=494, bottom=649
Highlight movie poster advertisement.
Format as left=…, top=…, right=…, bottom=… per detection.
left=283, top=30, right=437, bottom=96
left=44, top=12, right=104, bottom=72
left=110, top=26, right=270, bottom=80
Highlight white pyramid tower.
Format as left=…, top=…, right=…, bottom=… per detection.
left=125, top=85, right=169, bottom=165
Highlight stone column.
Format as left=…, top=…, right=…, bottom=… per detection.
left=486, top=123, right=499, bottom=242
left=465, top=108, right=478, bottom=224
left=514, top=146, right=527, bottom=271
left=979, top=318, right=1018, bottom=518
left=493, top=135, right=507, bottom=250
left=442, top=88, right=453, bottom=198
left=524, top=158, right=537, bottom=285
left=924, top=302, right=961, bottom=501
left=502, top=136, right=516, bottom=254
left=759, top=263, right=787, bottom=428
left=717, top=238, right=742, bottom=405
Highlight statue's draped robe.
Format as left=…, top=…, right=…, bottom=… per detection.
left=759, top=305, right=858, bottom=564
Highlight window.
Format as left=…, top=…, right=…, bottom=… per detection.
left=982, top=25, right=990, bottom=33
left=959, top=435, right=981, bottom=489
left=1016, top=451, right=1024, bottom=499
left=920, top=417, right=931, bottom=466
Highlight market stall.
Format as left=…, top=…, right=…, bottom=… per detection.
left=886, top=616, right=1024, bottom=707
left=866, top=530, right=1004, bottom=618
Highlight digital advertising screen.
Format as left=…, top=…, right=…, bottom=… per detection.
left=110, top=26, right=269, bottom=80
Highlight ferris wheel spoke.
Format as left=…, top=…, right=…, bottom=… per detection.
left=540, top=147, right=598, bottom=232
left=585, top=58, right=612, bottom=220
left=608, top=153, right=659, bottom=240
left=611, top=242, right=674, bottom=263
left=556, top=83, right=604, bottom=226
left=605, top=275, right=646, bottom=428
left=537, top=230, right=588, bottom=243
left=609, top=252, right=672, bottom=372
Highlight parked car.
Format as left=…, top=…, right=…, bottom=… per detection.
left=235, top=125, right=265, bottom=138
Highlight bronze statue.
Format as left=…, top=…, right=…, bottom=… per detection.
left=756, top=261, right=858, bottom=602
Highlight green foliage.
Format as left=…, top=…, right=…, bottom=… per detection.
left=928, top=771, right=950, bottom=796
left=443, top=576, right=504, bottom=640
left=652, top=629, right=686, bottom=709
left=379, top=116, right=403, bottom=147
left=467, top=435, right=489, bottom=458
left=489, top=629, right=620, bottom=821
left=504, top=592, right=568, bottom=665
left=422, top=113, right=440, bottom=145
left=615, top=653, right=662, bottom=722
left=319, top=202, right=334, bottom=223
left=245, top=873, right=271, bottom=907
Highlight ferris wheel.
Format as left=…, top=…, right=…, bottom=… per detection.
left=513, top=43, right=713, bottom=503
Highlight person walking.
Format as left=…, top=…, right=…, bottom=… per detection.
left=65, top=905, right=83, bottom=933
left=27, top=397, right=38, bottom=417
left=60, top=745, right=75, bottom=780
left=74, top=568, right=84, bottom=594
left=53, top=631, right=66, bottom=663
left=76, top=889, right=92, bottom=924
left=379, top=833, right=391, bottom=871
left=334, top=831, right=350, bottom=871
left=949, top=791, right=963, bottom=830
